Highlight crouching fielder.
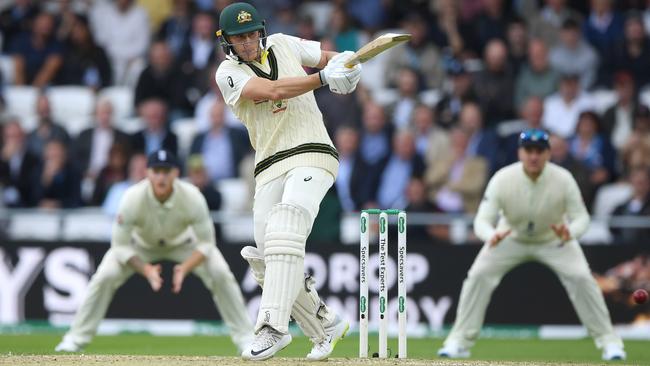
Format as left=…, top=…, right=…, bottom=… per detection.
left=55, top=149, right=254, bottom=353
left=438, top=129, right=625, bottom=361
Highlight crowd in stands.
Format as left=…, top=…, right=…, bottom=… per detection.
left=1, top=0, right=650, bottom=244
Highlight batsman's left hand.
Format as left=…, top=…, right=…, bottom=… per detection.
left=172, top=265, right=187, bottom=294
left=550, top=223, right=571, bottom=242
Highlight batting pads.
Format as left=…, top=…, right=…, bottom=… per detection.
left=241, top=246, right=335, bottom=343
left=256, top=203, right=309, bottom=334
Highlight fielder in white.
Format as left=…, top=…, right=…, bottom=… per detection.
left=437, top=129, right=625, bottom=361
left=214, top=2, right=361, bottom=361
left=55, top=149, right=254, bottom=353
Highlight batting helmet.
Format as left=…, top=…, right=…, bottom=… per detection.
left=216, top=2, right=267, bottom=61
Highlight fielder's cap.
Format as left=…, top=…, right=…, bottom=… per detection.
left=147, top=149, right=178, bottom=169
left=518, top=128, right=550, bottom=149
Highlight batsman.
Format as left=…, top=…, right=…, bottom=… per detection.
left=214, top=2, right=361, bottom=361
left=438, top=129, right=626, bottom=361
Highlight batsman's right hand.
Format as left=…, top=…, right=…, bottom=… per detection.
left=488, top=229, right=511, bottom=247
left=320, top=62, right=362, bottom=94
left=143, top=263, right=163, bottom=292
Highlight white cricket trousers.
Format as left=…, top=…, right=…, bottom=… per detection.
left=445, top=238, right=622, bottom=349
left=63, top=244, right=253, bottom=349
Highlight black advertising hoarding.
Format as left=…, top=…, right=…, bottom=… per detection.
left=0, top=240, right=648, bottom=330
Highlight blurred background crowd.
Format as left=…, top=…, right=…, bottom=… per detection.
left=1, top=0, right=650, bottom=244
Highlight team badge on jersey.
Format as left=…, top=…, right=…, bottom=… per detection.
left=237, top=11, right=252, bottom=24
left=271, top=99, right=287, bottom=114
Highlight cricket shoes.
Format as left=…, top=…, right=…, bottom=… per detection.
left=241, top=326, right=292, bottom=361
left=602, top=344, right=626, bottom=361
left=54, top=337, right=84, bottom=352
left=437, top=341, right=471, bottom=358
left=306, top=316, right=350, bottom=361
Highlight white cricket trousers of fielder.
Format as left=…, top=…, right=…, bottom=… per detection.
left=252, top=166, right=334, bottom=332
left=445, top=238, right=622, bottom=349
left=62, top=244, right=253, bottom=349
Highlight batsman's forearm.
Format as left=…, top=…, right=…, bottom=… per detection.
left=178, top=250, right=206, bottom=273
left=127, top=255, right=148, bottom=276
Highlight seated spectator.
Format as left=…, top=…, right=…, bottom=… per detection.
left=404, top=177, right=439, bottom=242
left=90, top=0, right=150, bottom=86
left=102, top=153, right=147, bottom=216
left=569, top=111, right=617, bottom=203
left=386, top=67, right=422, bottom=129
left=134, top=41, right=191, bottom=119
left=26, top=94, right=70, bottom=158
left=549, top=134, right=594, bottom=209
left=425, top=127, right=487, bottom=214
left=74, top=99, right=131, bottom=181
left=505, top=17, right=529, bottom=76
left=502, top=96, right=545, bottom=166
left=333, top=125, right=376, bottom=211
left=472, top=39, right=515, bottom=127
left=328, top=6, right=365, bottom=52
left=549, top=18, right=599, bottom=90
left=194, top=65, right=246, bottom=132
left=412, top=104, right=450, bottom=164
left=542, top=73, right=594, bottom=138
left=131, top=99, right=178, bottom=156
left=358, top=102, right=393, bottom=168
left=514, top=38, right=559, bottom=109
left=458, top=101, right=500, bottom=173
left=619, top=106, right=650, bottom=172
left=91, top=143, right=129, bottom=206
left=186, top=154, right=221, bottom=211
left=605, top=12, right=650, bottom=91
left=582, top=0, right=624, bottom=62
left=602, top=71, right=640, bottom=151
left=156, top=0, right=194, bottom=57
left=57, top=15, right=112, bottom=89
left=30, top=139, right=81, bottom=208
left=0, top=0, right=39, bottom=51
left=189, top=100, right=250, bottom=181
left=611, top=167, right=650, bottom=244
left=528, top=0, right=582, bottom=47
left=376, top=130, right=425, bottom=210
left=9, top=12, right=63, bottom=87
left=435, top=59, right=477, bottom=129
left=0, top=118, right=39, bottom=207
left=468, top=0, right=509, bottom=54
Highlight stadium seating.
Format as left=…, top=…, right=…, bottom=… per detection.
left=46, top=86, right=96, bottom=136
left=5, top=85, right=39, bottom=125
left=98, top=86, right=135, bottom=121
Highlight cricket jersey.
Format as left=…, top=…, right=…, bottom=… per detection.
left=474, top=162, right=590, bottom=244
left=215, top=33, right=338, bottom=186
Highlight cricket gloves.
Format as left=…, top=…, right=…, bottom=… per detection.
left=319, top=51, right=362, bottom=95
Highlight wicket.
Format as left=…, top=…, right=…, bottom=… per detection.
left=359, top=209, right=407, bottom=359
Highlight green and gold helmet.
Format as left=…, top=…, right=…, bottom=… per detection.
left=216, top=2, right=267, bottom=61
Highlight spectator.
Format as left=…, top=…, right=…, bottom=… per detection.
left=156, top=0, right=194, bottom=57
left=131, top=99, right=178, bottom=156
left=458, top=101, right=500, bottom=173
left=387, top=67, right=421, bottom=129
left=0, top=118, right=39, bottom=207
left=549, top=134, right=594, bottom=209
left=472, top=39, right=515, bottom=127
left=549, top=18, right=599, bottom=90
left=346, top=0, right=387, bottom=31
left=137, top=0, right=173, bottom=33
left=384, top=13, right=445, bottom=90
left=404, top=177, right=439, bottom=242
left=502, top=96, right=545, bottom=166
left=376, top=129, right=425, bottom=210
left=9, top=12, right=64, bottom=87
left=0, top=0, right=38, bottom=52
left=412, top=104, right=450, bottom=164
left=134, top=41, right=191, bottom=118
left=606, top=13, right=650, bottom=91
left=542, top=73, right=595, bottom=138
left=90, top=0, right=150, bottom=86
left=528, top=0, right=582, bottom=47
left=514, top=38, right=560, bottom=109
left=102, top=153, right=147, bottom=216
left=30, top=139, right=81, bottom=208
left=436, top=58, right=477, bottom=129
left=25, top=94, right=70, bottom=158
left=328, top=6, right=365, bottom=52
left=569, top=111, right=617, bottom=203
left=91, top=142, right=129, bottom=205
left=265, top=3, right=298, bottom=36
left=425, top=127, right=487, bottom=214
left=57, top=15, right=112, bottom=89
left=194, top=65, right=245, bottom=133
left=602, top=71, right=641, bottom=150
left=333, top=125, right=376, bottom=211
left=612, top=167, right=650, bottom=244
left=358, top=102, right=393, bottom=169
left=620, top=106, right=650, bottom=172
left=53, top=0, right=81, bottom=42
left=582, top=0, right=624, bottom=61
left=189, top=100, right=250, bottom=181
left=469, top=0, right=509, bottom=54
left=186, top=154, right=222, bottom=210
left=74, top=98, right=131, bottom=183
left=505, top=16, right=529, bottom=76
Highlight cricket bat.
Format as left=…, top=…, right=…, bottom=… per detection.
left=344, top=33, right=412, bottom=68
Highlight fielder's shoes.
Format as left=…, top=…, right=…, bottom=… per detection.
left=241, top=326, right=292, bottom=361
left=54, top=337, right=83, bottom=352
left=437, top=341, right=470, bottom=358
left=306, top=316, right=350, bottom=361
left=602, top=344, right=626, bottom=361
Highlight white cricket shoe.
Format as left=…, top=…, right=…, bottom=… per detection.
left=602, top=344, right=626, bottom=361
left=241, top=326, right=292, bottom=361
left=437, top=341, right=470, bottom=358
left=54, top=337, right=83, bottom=352
left=306, top=316, right=350, bottom=361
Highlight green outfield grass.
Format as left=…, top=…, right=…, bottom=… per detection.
left=1, top=334, right=649, bottom=364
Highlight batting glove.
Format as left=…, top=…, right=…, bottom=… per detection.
left=318, top=51, right=355, bottom=86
